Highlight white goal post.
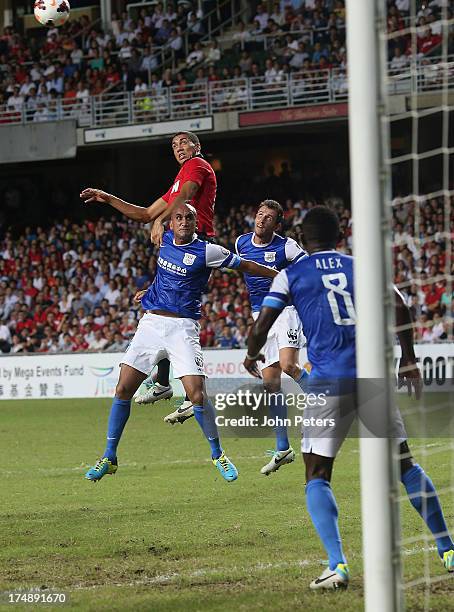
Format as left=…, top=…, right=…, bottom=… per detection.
left=347, top=0, right=454, bottom=610
left=346, top=1, right=400, bottom=611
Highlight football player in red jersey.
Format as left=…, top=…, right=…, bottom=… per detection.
left=80, top=132, right=216, bottom=412
left=80, top=131, right=216, bottom=245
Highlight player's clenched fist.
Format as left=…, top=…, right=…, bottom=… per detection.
left=151, top=219, right=165, bottom=248
left=80, top=188, right=112, bottom=205
left=133, top=290, right=146, bottom=303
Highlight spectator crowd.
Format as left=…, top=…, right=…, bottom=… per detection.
left=392, top=195, right=453, bottom=343
left=0, top=186, right=451, bottom=355
left=0, top=0, right=451, bottom=351
left=0, top=1, right=450, bottom=122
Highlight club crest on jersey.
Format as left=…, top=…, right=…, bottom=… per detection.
left=183, top=253, right=197, bottom=265
left=264, top=251, right=276, bottom=263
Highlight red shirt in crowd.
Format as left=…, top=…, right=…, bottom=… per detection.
left=425, top=284, right=444, bottom=306
left=24, top=286, right=38, bottom=300
left=199, top=324, right=214, bottom=347
left=161, top=155, right=217, bottom=237
left=33, top=311, right=47, bottom=326
left=72, top=339, right=89, bottom=352
left=16, top=318, right=34, bottom=334
left=418, top=33, right=442, bottom=55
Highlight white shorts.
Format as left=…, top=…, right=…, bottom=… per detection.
left=301, top=393, right=407, bottom=458
left=121, top=313, right=205, bottom=379
left=253, top=306, right=304, bottom=369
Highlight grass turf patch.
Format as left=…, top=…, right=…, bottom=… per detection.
left=1, top=397, right=453, bottom=610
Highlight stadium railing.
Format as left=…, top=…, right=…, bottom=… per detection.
left=388, top=59, right=454, bottom=95
left=0, top=58, right=452, bottom=128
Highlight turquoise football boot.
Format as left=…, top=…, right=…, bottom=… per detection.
left=443, top=549, right=454, bottom=572
left=85, top=457, right=118, bottom=482
left=212, top=451, right=238, bottom=482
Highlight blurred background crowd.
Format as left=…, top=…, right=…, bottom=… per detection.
left=0, top=0, right=451, bottom=353
left=0, top=0, right=451, bottom=121
left=0, top=188, right=451, bottom=354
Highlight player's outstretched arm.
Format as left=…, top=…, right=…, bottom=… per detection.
left=151, top=180, right=199, bottom=247
left=80, top=188, right=167, bottom=224
left=244, top=306, right=281, bottom=378
left=395, top=288, right=422, bottom=399
left=238, top=260, right=278, bottom=279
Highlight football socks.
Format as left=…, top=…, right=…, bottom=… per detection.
left=306, top=478, right=347, bottom=571
left=402, top=464, right=454, bottom=557
left=104, top=397, right=131, bottom=461
left=268, top=390, right=290, bottom=452
left=193, top=401, right=222, bottom=459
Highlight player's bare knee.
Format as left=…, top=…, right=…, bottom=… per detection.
left=304, top=453, right=333, bottom=482
left=281, top=361, right=299, bottom=379
left=187, top=389, right=204, bottom=406
left=306, top=465, right=331, bottom=482
left=115, top=382, right=134, bottom=400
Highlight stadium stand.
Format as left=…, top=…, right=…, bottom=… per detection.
left=1, top=1, right=450, bottom=125
left=0, top=186, right=451, bottom=354
left=0, top=1, right=451, bottom=353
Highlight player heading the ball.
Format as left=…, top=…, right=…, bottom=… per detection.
left=80, top=131, right=217, bottom=409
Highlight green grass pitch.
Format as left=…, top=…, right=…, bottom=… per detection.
left=1, top=397, right=453, bottom=611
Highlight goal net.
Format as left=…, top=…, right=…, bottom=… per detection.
left=383, top=1, right=453, bottom=610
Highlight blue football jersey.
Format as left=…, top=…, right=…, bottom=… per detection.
left=142, top=231, right=240, bottom=319
left=235, top=232, right=304, bottom=312
left=263, top=250, right=356, bottom=379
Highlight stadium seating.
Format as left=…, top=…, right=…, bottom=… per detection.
left=3, top=1, right=449, bottom=125
left=0, top=1, right=451, bottom=353
left=0, top=187, right=451, bottom=353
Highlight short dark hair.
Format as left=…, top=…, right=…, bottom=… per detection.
left=257, top=199, right=284, bottom=224
left=171, top=131, right=200, bottom=147
left=302, top=206, right=339, bottom=245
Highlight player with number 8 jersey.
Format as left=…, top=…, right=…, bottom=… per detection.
left=270, top=250, right=356, bottom=380
left=245, top=206, right=454, bottom=590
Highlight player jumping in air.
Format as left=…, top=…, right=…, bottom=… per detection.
left=235, top=199, right=307, bottom=475
left=244, top=206, right=454, bottom=588
left=85, top=202, right=277, bottom=483
left=80, top=131, right=215, bottom=411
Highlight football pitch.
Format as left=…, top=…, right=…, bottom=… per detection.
left=1, top=398, right=453, bottom=611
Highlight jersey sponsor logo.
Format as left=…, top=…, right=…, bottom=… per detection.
left=171, top=179, right=180, bottom=194
left=264, top=251, right=276, bottom=263
left=158, top=256, right=187, bottom=276
left=183, top=253, right=197, bottom=266
left=194, top=354, right=204, bottom=370
left=287, top=329, right=298, bottom=344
